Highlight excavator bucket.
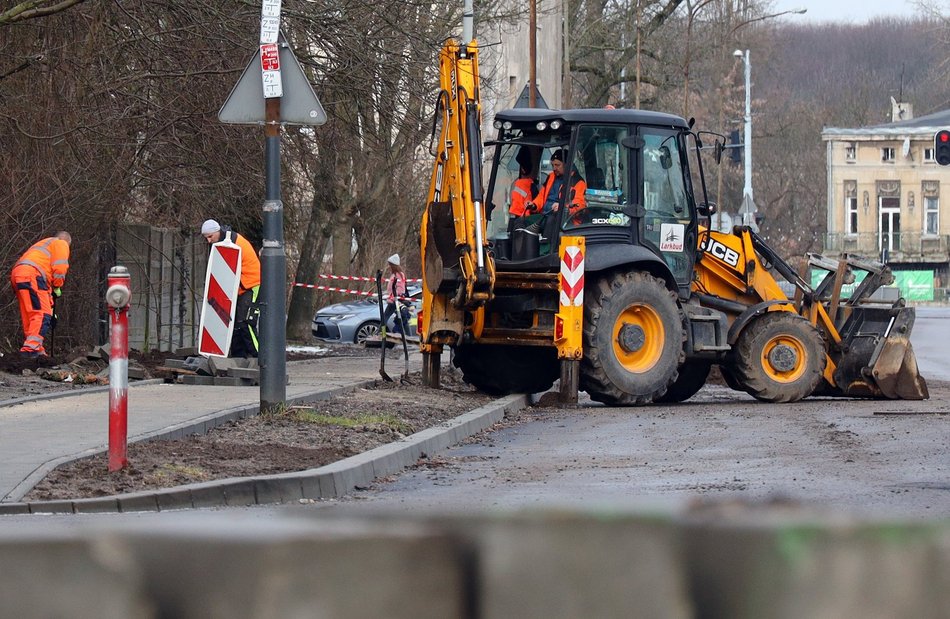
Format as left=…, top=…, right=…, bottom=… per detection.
left=829, top=305, right=929, bottom=400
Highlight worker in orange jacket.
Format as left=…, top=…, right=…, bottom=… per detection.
left=201, top=219, right=262, bottom=358
left=10, top=231, right=72, bottom=357
left=528, top=148, right=587, bottom=217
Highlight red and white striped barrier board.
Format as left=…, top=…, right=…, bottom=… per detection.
left=560, top=245, right=585, bottom=307
left=198, top=235, right=242, bottom=358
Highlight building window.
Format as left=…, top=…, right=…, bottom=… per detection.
left=924, top=196, right=939, bottom=236
left=924, top=147, right=935, bottom=162
left=881, top=147, right=895, bottom=162
left=845, top=143, right=856, bottom=161
left=845, top=196, right=858, bottom=235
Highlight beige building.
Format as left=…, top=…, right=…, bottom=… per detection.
left=479, top=0, right=563, bottom=113
left=821, top=102, right=950, bottom=298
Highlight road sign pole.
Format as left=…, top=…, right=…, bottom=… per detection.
left=260, top=96, right=287, bottom=411
left=218, top=0, right=326, bottom=412
left=259, top=0, right=286, bottom=412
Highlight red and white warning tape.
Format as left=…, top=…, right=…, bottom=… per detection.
left=309, top=273, right=423, bottom=283
left=292, top=283, right=416, bottom=303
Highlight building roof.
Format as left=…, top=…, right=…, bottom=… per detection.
left=822, top=108, right=950, bottom=140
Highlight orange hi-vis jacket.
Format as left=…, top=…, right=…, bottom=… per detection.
left=534, top=170, right=587, bottom=216
left=508, top=177, right=538, bottom=217
left=232, top=233, right=261, bottom=293
left=11, top=236, right=70, bottom=354
left=16, top=236, right=70, bottom=288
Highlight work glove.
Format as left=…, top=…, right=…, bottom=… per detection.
left=53, top=287, right=62, bottom=298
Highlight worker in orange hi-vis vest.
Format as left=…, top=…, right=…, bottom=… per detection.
left=10, top=231, right=72, bottom=358
left=201, top=219, right=262, bottom=358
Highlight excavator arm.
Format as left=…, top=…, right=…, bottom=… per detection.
left=420, top=38, right=495, bottom=349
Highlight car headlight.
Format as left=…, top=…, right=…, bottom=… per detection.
left=328, top=314, right=354, bottom=321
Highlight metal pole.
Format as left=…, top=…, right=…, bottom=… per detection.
left=529, top=0, right=537, bottom=107
left=260, top=97, right=287, bottom=411
left=742, top=49, right=752, bottom=202
left=463, top=0, right=473, bottom=43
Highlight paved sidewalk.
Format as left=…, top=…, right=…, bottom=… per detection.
left=0, top=355, right=417, bottom=503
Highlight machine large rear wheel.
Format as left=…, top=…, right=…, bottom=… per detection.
left=654, top=361, right=711, bottom=403
left=731, top=312, right=826, bottom=403
left=453, top=344, right=559, bottom=396
left=580, top=272, right=684, bottom=406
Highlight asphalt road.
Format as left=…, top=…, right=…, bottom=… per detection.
left=310, top=305, right=950, bottom=520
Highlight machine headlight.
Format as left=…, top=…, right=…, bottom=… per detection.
left=536, top=121, right=547, bottom=131
left=550, top=120, right=563, bottom=130
left=493, top=120, right=502, bottom=129
left=502, top=121, right=513, bottom=130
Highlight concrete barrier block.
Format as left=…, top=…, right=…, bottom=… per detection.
left=253, top=475, right=302, bottom=505
left=155, top=488, right=194, bottom=511
left=72, top=497, right=121, bottom=514
left=117, top=492, right=160, bottom=513
left=0, top=530, right=152, bottom=618
left=464, top=510, right=692, bottom=619
left=121, top=519, right=467, bottom=619
left=681, top=507, right=950, bottom=619
left=222, top=480, right=257, bottom=507
left=28, top=499, right=75, bottom=514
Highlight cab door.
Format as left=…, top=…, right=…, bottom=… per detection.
left=637, top=127, right=696, bottom=289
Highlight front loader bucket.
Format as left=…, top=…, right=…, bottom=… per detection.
left=830, top=305, right=929, bottom=400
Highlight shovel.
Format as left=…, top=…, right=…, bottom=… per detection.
left=393, top=299, right=411, bottom=381
left=375, top=270, right=393, bottom=382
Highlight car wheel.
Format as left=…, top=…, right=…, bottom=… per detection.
left=354, top=321, right=381, bottom=344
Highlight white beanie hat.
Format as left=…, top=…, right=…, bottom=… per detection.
left=201, top=219, right=220, bottom=235
left=387, top=253, right=400, bottom=266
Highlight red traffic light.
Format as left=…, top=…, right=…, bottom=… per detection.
left=935, top=130, right=950, bottom=165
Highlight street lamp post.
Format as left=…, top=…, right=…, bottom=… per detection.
left=734, top=48, right=752, bottom=204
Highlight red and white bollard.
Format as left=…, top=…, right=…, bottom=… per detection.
left=106, top=266, right=132, bottom=472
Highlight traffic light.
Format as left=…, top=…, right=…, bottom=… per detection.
left=935, top=130, right=950, bottom=165
left=729, top=130, right=742, bottom=165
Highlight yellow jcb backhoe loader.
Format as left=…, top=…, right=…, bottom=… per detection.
left=418, top=20, right=927, bottom=405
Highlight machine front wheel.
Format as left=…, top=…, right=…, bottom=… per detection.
left=732, top=312, right=826, bottom=403
left=580, top=271, right=684, bottom=406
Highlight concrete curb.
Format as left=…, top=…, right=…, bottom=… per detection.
left=0, top=392, right=529, bottom=514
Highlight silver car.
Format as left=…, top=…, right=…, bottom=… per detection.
left=311, top=287, right=421, bottom=344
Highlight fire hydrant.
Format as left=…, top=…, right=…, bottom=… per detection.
left=106, top=266, right=132, bottom=472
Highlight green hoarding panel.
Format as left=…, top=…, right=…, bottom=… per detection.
left=809, top=269, right=933, bottom=301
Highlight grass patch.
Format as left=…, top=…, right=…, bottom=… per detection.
left=291, top=409, right=413, bottom=434
left=154, top=463, right=210, bottom=480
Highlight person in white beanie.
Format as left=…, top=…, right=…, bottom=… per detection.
left=383, top=253, right=410, bottom=336
left=200, top=219, right=262, bottom=357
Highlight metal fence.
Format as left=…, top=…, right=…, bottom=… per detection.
left=112, top=225, right=207, bottom=352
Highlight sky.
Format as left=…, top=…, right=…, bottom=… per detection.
left=772, top=0, right=923, bottom=23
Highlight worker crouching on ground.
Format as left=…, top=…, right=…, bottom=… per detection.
left=10, top=231, right=71, bottom=357
left=383, top=254, right=411, bottom=337
left=201, top=219, right=262, bottom=358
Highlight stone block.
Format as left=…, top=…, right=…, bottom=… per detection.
left=681, top=508, right=950, bottom=619
left=121, top=520, right=466, bottom=619
left=0, top=530, right=150, bottom=618
left=457, top=510, right=692, bottom=619
left=180, top=375, right=215, bottom=386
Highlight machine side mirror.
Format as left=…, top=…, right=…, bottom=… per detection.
left=697, top=202, right=717, bottom=217
left=713, top=141, right=724, bottom=164
left=621, top=135, right=644, bottom=150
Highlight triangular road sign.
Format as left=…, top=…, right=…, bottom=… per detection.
left=219, top=36, right=327, bottom=126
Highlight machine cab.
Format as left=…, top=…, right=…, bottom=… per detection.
left=485, top=108, right=703, bottom=292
